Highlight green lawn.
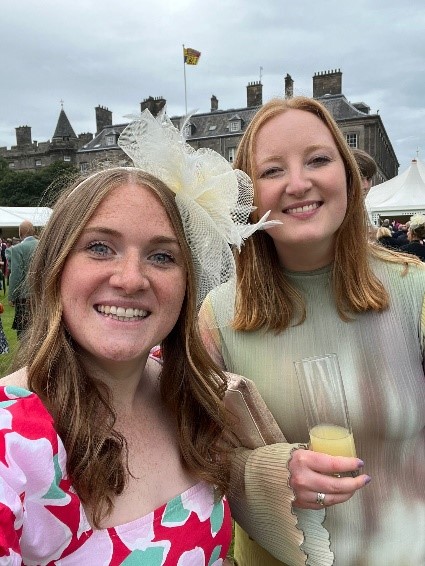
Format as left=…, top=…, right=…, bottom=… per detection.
left=0, top=289, right=19, bottom=378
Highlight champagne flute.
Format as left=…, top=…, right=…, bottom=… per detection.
left=294, top=353, right=358, bottom=475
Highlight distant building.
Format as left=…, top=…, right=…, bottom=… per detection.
left=0, top=70, right=399, bottom=184
left=0, top=107, right=92, bottom=171
left=311, top=69, right=398, bottom=182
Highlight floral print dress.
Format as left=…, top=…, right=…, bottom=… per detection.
left=0, top=386, right=231, bottom=565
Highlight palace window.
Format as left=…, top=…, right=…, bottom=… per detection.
left=80, top=162, right=89, bottom=173
left=229, top=120, right=241, bottom=133
left=346, top=133, right=358, bottom=148
left=64, top=155, right=71, bottom=162
left=35, top=159, right=42, bottom=167
left=106, top=134, right=116, bottom=146
left=228, top=148, right=236, bottom=163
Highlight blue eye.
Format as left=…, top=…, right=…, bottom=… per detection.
left=310, top=156, right=331, bottom=166
left=150, top=252, right=175, bottom=265
left=260, top=167, right=283, bottom=179
left=86, top=241, right=111, bottom=256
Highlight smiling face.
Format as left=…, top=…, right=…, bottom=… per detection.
left=60, top=182, right=187, bottom=371
left=254, top=109, right=348, bottom=270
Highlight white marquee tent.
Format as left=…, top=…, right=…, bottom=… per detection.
left=366, top=158, right=425, bottom=224
left=0, top=207, right=52, bottom=228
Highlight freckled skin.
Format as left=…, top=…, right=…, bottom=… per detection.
left=60, top=183, right=187, bottom=372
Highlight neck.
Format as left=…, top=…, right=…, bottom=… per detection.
left=79, top=352, right=151, bottom=413
left=274, top=241, right=334, bottom=272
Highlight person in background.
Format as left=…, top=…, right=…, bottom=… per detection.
left=400, top=213, right=425, bottom=261
left=394, top=222, right=410, bottom=246
left=0, top=238, right=6, bottom=291
left=8, top=220, right=38, bottom=338
left=352, top=148, right=378, bottom=237
left=0, top=275, right=9, bottom=355
left=0, top=110, right=272, bottom=564
left=200, top=96, right=425, bottom=565
left=4, top=238, right=13, bottom=285
left=351, top=147, right=377, bottom=197
left=375, top=226, right=400, bottom=250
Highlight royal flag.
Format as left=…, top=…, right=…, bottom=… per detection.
left=184, top=47, right=201, bottom=65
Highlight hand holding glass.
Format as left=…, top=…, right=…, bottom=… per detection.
left=294, top=354, right=358, bottom=467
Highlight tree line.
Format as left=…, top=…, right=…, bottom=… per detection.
left=0, top=157, right=78, bottom=207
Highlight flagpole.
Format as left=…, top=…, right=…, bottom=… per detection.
left=183, top=44, right=188, bottom=115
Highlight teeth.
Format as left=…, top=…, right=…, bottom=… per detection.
left=287, top=203, right=319, bottom=214
left=96, top=305, right=148, bottom=319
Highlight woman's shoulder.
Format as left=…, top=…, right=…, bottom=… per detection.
left=201, top=280, right=236, bottom=326
left=371, top=254, right=425, bottom=290
left=0, top=375, right=56, bottom=448
left=1, top=367, right=28, bottom=388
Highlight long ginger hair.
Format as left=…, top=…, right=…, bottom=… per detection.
left=13, top=168, right=230, bottom=527
left=232, top=97, right=419, bottom=332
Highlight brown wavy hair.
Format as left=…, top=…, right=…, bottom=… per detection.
left=13, top=168, right=230, bottom=527
left=232, top=97, right=420, bottom=332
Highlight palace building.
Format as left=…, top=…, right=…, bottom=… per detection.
left=0, top=70, right=398, bottom=185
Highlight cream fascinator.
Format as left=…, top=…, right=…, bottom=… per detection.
left=118, top=109, right=280, bottom=319
left=409, top=214, right=425, bottom=231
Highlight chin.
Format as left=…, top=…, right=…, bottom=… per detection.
left=99, top=347, right=148, bottom=363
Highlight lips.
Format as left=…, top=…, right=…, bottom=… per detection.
left=284, top=202, right=321, bottom=215
left=96, top=305, right=149, bottom=320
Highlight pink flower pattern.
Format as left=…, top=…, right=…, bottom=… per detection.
left=0, top=386, right=231, bottom=565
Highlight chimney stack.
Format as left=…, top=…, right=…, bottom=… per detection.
left=140, top=96, right=166, bottom=117
left=246, top=81, right=263, bottom=107
left=16, top=126, right=32, bottom=146
left=211, top=95, right=218, bottom=112
left=313, top=69, right=342, bottom=98
left=95, top=106, right=113, bottom=135
left=284, top=74, right=294, bottom=99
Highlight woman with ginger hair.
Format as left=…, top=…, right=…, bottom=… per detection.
left=200, top=97, right=425, bottom=565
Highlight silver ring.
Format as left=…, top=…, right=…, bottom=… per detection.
left=316, top=492, right=326, bottom=506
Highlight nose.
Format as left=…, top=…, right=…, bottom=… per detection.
left=285, top=166, right=312, bottom=197
left=109, top=254, right=150, bottom=294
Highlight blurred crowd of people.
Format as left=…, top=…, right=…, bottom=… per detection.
left=0, top=221, right=39, bottom=354
left=373, top=215, right=425, bottom=261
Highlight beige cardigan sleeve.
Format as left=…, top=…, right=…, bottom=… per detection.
left=223, top=374, right=332, bottom=565
left=199, top=300, right=333, bottom=565
left=230, top=443, right=306, bottom=564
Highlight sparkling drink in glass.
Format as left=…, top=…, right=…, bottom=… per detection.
left=294, top=353, right=358, bottom=468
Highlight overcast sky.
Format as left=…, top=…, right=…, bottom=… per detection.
left=1, top=0, right=424, bottom=171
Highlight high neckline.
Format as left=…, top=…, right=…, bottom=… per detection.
left=283, top=263, right=333, bottom=277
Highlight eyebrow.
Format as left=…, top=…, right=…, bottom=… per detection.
left=257, top=144, right=338, bottom=164
left=82, top=227, right=180, bottom=246
left=306, top=144, right=337, bottom=153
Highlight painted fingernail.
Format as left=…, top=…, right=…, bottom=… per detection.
left=357, top=459, right=365, bottom=468
left=364, top=475, right=372, bottom=485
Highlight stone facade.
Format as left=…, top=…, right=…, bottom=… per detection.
left=312, top=70, right=398, bottom=182
left=0, top=109, right=92, bottom=171
left=313, top=69, right=343, bottom=97
left=0, top=70, right=399, bottom=184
